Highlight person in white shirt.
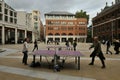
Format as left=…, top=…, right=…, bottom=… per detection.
left=22, top=38, right=29, bottom=65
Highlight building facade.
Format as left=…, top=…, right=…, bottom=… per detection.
left=0, top=0, right=34, bottom=44
left=92, top=0, right=120, bottom=41
left=31, top=10, right=41, bottom=41
left=45, top=11, right=87, bottom=43
left=17, top=11, right=33, bottom=43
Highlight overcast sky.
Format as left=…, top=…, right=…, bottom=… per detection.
left=4, top=0, right=115, bottom=26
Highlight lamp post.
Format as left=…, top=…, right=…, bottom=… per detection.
left=111, top=21, right=113, bottom=42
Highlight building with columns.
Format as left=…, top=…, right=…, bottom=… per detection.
left=17, top=11, right=33, bottom=43
left=45, top=11, right=87, bottom=43
left=92, top=0, right=120, bottom=41
left=0, top=0, right=34, bottom=44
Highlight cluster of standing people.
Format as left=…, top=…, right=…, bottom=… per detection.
left=22, top=38, right=38, bottom=65
left=104, top=39, right=120, bottom=55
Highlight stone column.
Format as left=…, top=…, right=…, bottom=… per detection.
left=32, top=32, right=35, bottom=43
left=84, top=38, right=86, bottom=43
left=2, top=26, right=5, bottom=44
left=15, top=28, right=17, bottom=44
left=25, top=29, right=27, bottom=38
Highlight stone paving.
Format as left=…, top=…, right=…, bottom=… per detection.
left=0, top=42, right=120, bottom=80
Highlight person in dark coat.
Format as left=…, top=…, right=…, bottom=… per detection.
left=73, top=40, right=77, bottom=51
left=106, top=40, right=112, bottom=54
left=32, top=39, right=38, bottom=52
left=65, top=40, right=70, bottom=50
left=89, top=36, right=106, bottom=69
left=113, top=39, right=120, bottom=54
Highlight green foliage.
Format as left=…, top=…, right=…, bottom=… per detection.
left=75, top=10, right=89, bottom=24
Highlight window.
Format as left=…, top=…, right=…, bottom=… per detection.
left=68, top=27, right=73, bottom=30
left=61, top=27, right=67, bottom=30
left=10, top=11, right=13, bottom=16
left=34, top=22, right=38, bottom=29
left=68, top=22, right=73, bottom=25
left=10, top=17, right=13, bottom=23
left=5, top=16, right=8, bottom=22
left=48, top=27, right=53, bottom=30
left=62, top=33, right=66, bottom=35
left=14, top=19, right=17, bottom=24
left=4, top=9, right=8, bottom=15
left=0, top=14, right=2, bottom=20
left=48, top=33, right=53, bottom=35
left=34, top=16, right=38, bottom=21
left=14, top=12, right=17, bottom=17
left=0, top=7, right=1, bottom=12
left=55, top=33, right=60, bottom=35
left=68, top=33, right=73, bottom=35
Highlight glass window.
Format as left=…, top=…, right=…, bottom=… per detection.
left=4, top=9, right=8, bottom=15
left=34, top=16, right=38, bottom=21
left=10, top=17, right=13, bottom=23
left=0, top=14, right=2, bottom=20
left=34, top=22, right=38, bottom=29
left=10, top=11, right=13, bottom=16
left=0, top=6, right=2, bottom=12
left=5, top=16, right=8, bottom=22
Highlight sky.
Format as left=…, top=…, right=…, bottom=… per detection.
left=4, top=0, right=115, bottom=26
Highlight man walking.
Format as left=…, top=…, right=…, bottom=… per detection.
left=89, top=36, right=106, bottom=69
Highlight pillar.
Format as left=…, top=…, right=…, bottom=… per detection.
left=32, top=32, right=34, bottom=43
left=2, top=26, right=5, bottom=44
left=25, top=29, right=27, bottom=38
left=15, top=28, right=17, bottom=44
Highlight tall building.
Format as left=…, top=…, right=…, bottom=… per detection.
left=92, top=0, right=120, bottom=41
left=31, top=10, right=41, bottom=41
left=17, top=11, right=32, bottom=42
left=0, top=0, right=17, bottom=44
left=115, top=0, right=120, bottom=4
left=45, top=11, right=87, bottom=43
left=0, top=0, right=33, bottom=44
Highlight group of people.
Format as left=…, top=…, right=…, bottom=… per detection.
left=21, top=37, right=119, bottom=69
left=103, top=39, right=120, bottom=55
left=22, top=38, right=38, bottom=65
left=89, top=37, right=120, bottom=69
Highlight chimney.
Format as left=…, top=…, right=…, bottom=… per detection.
left=106, top=2, right=108, bottom=6
left=112, top=2, right=114, bottom=5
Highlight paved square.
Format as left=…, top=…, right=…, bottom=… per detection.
left=0, top=43, right=120, bottom=80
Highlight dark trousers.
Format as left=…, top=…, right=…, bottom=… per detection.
left=114, top=47, right=119, bottom=54
left=91, top=56, right=105, bottom=67
left=106, top=46, right=112, bottom=54
left=22, top=51, right=28, bottom=64
left=32, top=46, right=38, bottom=52
left=73, top=47, right=76, bottom=51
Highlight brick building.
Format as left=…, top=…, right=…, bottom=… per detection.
left=45, top=11, right=87, bottom=43
left=92, top=0, right=120, bottom=41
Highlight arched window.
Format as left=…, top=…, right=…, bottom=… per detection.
left=48, top=33, right=53, bottom=35
left=68, top=33, right=73, bottom=35
left=61, top=33, right=66, bottom=35
left=55, top=33, right=60, bottom=35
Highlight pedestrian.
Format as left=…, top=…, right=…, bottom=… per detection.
left=89, top=36, right=106, bottom=69
left=32, top=39, right=38, bottom=52
left=113, top=39, right=120, bottom=54
left=22, top=38, right=29, bottom=65
left=65, top=40, right=70, bottom=50
left=73, top=40, right=77, bottom=51
left=106, top=40, right=112, bottom=54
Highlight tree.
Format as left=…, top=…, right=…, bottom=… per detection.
left=86, top=25, right=92, bottom=42
left=75, top=10, right=89, bottom=24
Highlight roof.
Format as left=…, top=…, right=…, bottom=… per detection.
left=45, top=11, right=75, bottom=16
left=93, top=2, right=120, bottom=20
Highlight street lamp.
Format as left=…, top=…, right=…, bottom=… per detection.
left=111, top=21, right=113, bottom=42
